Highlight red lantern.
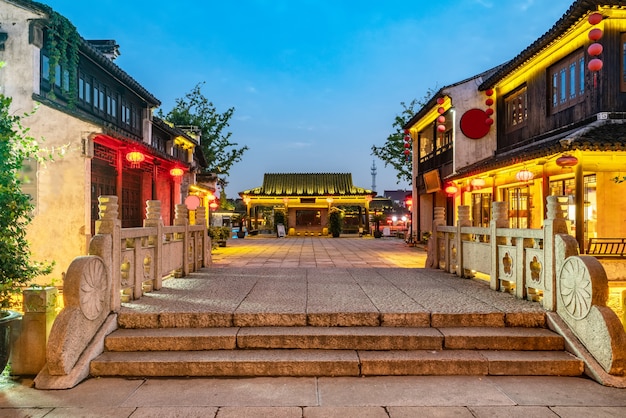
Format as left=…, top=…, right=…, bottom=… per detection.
left=438, top=107, right=445, bottom=114
left=126, top=150, right=145, bottom=168
left=588, top=12, right=602, bottom=25
left=556, top=154, right=578, bottom=168
left=404, top=129, right=410, bottom=134
left=404, top=134, right=411, bottom=142
left=404, top=142, right=411, bottom=148
left=170, top=167, right=184, bottom=177
left=588, top=28, right=603, bottom=41
left=437, top=124, right=446, bottom=132
left=486, top=108, right=494, bottom=116
left=404, top=149, right=410, bottom=155
left=437, top=115, right=446, bottom=124
left=485, top=89, right=494, bottom=97
left=437, top=97, right=445, bottom=105
left=444, top=183, right=458, bottom=195
left=485, top=98, right=494, bottom=106
left=485, top=117, right=494, bottom=126
left=587, top=43, right=603, bottom=56
left=588, top=58, right=603, bottom=72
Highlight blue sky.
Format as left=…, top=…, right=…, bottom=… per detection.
left=44, top=0, right=574, bottom=197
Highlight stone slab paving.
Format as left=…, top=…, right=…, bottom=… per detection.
left=3, top=237, right=626, bottom=416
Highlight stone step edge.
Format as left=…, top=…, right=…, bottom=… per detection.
left=116, top=311, right=547, bottom=329
left=90, top=349, right=584, bottom=378
left=104, top=326, right=565, bottom=352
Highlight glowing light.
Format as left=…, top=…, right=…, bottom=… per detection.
left=471, top=178, right=486, bottom=188
left=556, top=154, right=578, bottom=168
left=588, top=28, right=603, bottom=41
left=125, top=151, right=145, bottom=168
left=588, top=58, right=603, bottom=72
left=444, top=183, right=458, bottom=195
left=516, top=169, right=534, bottom=182
left=587, top=43, right=603, bottom=56
left=170, top=167, right=184, bottom=177
left=588, top=12, right=603, bottom=25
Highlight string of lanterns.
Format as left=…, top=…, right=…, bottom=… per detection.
left=403, top=129, right=411, bottom=161
left=587, top=12, right=603, bottom=88
left=126, top=150, right=186, bottom=178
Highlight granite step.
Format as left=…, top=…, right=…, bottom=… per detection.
left=103, top=326, right=565, bottom=352
left=90, top=349, right=584, bottom=378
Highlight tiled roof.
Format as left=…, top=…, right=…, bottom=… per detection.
left=16, top=0, right=160, bottom=106
left=479, top=0, right=626, bottom=90
left=241, top=173, right=374, bottom=196
left=450, top=117, right=626, bottom=179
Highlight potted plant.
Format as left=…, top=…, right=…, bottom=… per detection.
left=0, top=76, right=53, bottom=372
left=328, top=208, right=343, bottom=238
left=371, top=213, right=386, bottom=238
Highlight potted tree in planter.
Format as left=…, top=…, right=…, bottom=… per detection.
left=371, top=213, right=386, bottom=238
left=328, top=208, right=343, bottom=238
left=0, top=78, right=53, bottom=373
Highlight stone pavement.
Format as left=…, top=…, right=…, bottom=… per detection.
left=1, top=236, right=625, bottom=417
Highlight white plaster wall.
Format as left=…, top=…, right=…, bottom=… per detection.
left=1, top=2, right=101, bottom=283
left=447, top=78, right=497, bottom=171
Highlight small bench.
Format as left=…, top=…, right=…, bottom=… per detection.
left=586, top=238, right=626, bottom=257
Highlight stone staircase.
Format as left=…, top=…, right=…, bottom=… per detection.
left=90, top=316, right=584, bottom=378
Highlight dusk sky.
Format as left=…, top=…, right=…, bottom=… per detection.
left=44, top=0, right=574, bottom=198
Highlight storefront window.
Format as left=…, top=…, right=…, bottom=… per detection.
left=506, top=187, right=530, bottom=229
left=471, top=193, right=492, bottom=227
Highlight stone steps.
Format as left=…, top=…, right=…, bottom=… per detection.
left=90, top=326, right=583, bottom=378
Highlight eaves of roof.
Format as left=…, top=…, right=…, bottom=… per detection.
left=241, top=173, right=374, bottom=197
left=450, top=115, right=626, bottom=179
left=13, top=0, right=160, bottom=107
left=479, top=0, right=625, bottom=90
left=403, top=64, right=505, bottom=130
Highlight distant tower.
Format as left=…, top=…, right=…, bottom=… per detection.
left=370, top=160, right=377, bottom=192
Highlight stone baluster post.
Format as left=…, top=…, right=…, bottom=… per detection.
left=195, top=206, right=211, bottom=268
left=174, top=204, right=190, bottom=276
left=426, top=207, right=446, bottom=269
left=89, top=195, right=121, bottom=311
left=144, top=200, right=164, bottom=291
left=489, top=201, right=508, bottom=291
left=457, top=205, right=471, bottom=277
left=543, top=195, right=572, bottom=310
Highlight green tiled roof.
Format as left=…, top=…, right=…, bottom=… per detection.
left=241, top=173, right=373, bottom=196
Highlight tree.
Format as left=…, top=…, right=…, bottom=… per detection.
left=371, top=88, right=436, bottom=184
left=0, top=68, right=53, bottom=311
left=158, top=82, right=248, bottom=186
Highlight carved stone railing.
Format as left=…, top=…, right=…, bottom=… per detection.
left=432, top=196, right=626, bottom=384
left=34, top=196, right=210, bottom=389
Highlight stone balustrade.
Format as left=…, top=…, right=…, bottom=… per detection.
left=34, top=196, right=210, bottom=389
left=432, top=196, right=626, bottom=382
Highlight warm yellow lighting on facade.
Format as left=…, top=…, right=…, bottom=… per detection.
left=409, top=96, right=452, bottom=134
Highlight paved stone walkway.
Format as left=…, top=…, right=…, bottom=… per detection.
left=1, top=236, right=625, bottom=417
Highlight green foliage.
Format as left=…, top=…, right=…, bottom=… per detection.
left=157, top=83, right=248, bottom=187
left=0, top=77, right=53, bottom=310
left=328, top=208, right=343, bottom=237
left=45, top=11, right=80, bottom=107
left=371, top=88, right=437, bottom=184
left=208, top=226, right=230, bottom=242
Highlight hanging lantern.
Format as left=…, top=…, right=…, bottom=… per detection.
left=588, top=12, right=603, bottom=25
left=403, top=149, right=410, bottom=156
left=404, top=129, right=410, bottom=134
left=485, top=117, right=494, bottom=125
left=404, top=134, right=411, bottom=142
left=515, top=169, right=534, bottom=182
left=471, top=178, right=486, bottom=188
left=588, top=58, right=603, bottom=72
left=486, top=108, right=494, bottom=116
left=404, top=142, right=411, bottom=148
left=170, top=167, right=184, bottom=177
left=437, top=97, right=445, bottom=105
left=556, top=154, right=578, bottom=168
left=485, top=89, right=494, bottom=97
left=485, top=98, right=494, bottom=106
left=444, top=183, right=458, bottom=195
left=437, top=115, right=446, bottom=124
left=587, top=43, right=603, bottom=56
left=438, top=107, right=445, bottom=114
left=437, top=124, right=446, bottom=132
left=588, top=28, right=603, bottom=41
left=125, top=151, right=145, bottom=168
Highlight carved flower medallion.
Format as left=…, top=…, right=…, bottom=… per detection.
left=79, top=257, right=108, bottom=320
left=558, top=257, right=592, bottom=320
